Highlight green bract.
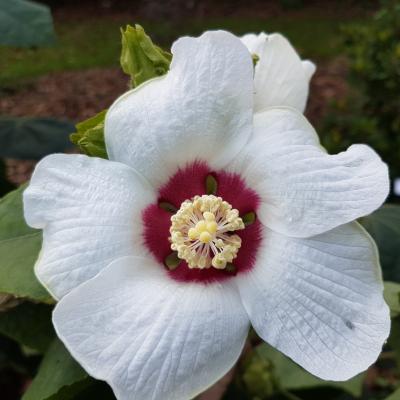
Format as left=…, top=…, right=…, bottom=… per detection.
left=69, top=26, right=172, bottom=159
left=120, top=24, right=172, bottom=87
left=70, top=110, right=108, bottom=159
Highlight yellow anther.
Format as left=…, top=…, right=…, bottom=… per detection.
left=206, top=221, right=218, bottom=234
left=212, top=255, right=227, bottom=269
left=203, top=211, right=215, bottom=221
left=199, top=231, right=212, bottom=243
left=188, top=228, right=198, bottom=241
left=169, top=194, right=246, bottom=270
left=195, top=220, right=207, bottom=233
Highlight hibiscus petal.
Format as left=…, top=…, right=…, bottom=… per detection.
left=105, top=30, right=253, bottom=188
left=240, top=32, right=268, bottom=55
left=23, top=154, right=155, bottom=299
left=302, top=59, right=317, bottom=81
left=236, top=222, right=390, bottom=381
left=233, top=107, right=389, bottom=238
left=251, top=33, right=315, bottom=113
left=53, top=256, right=249, bottom=400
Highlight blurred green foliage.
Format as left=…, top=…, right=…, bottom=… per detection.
left=0, top=0, right=55, bottom=47
left=0, top=117, right=75, bottom=160
left=0, top=14, right=363, bottom=88
left=322, top=0, right=400, bottom=180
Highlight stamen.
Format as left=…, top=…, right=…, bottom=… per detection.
left=169, top=195, right=245, bottom=270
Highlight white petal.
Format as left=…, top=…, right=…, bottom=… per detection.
left=23, top=154, right=155, bottom=299
left=302, top=59, right=316, bottom=81
left=253, top=33, right=314, bottom=113
left=232, top=108, right=389, bottom=238
left=236, top=222, right=390, bottom=381
left=240, top=32, right=268, bottom=55
left=105, top=30, right=254, bottom=188
left=53, top=257, right=249, bottom=400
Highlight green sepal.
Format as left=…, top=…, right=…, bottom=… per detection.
left=70, top=110, right=108, bottom=159
left=120, top=24, right=172, bottom=87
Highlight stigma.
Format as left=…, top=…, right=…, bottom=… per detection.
left=169, top=195, right=245, bottom=270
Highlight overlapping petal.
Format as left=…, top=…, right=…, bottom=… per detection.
left=241, top=33, right=315, bottom=112
left=236, top=222, right=390, bottom=380
left=105, top=30, right=254, bottom=188
left=231, top=107, right=389, bottom=238
left=23, top=154, right=155, bottom=299
left=53, top=256, right=249, bottom=400
left=240, top=32, right=268, bottom=55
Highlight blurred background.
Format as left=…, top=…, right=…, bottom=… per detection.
left=1, top=0, right=400, bottom=399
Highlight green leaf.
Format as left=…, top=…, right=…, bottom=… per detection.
left=384, top=281, right=400, bottom=317
left=22, top=338, right=88, bottom=400
left=256, top=343, right=364, bottom=397
left=0, top=117, right=75, bottom=160
left=385, top=387, right=400, bottom=400
left=0, top=302, right=54, bottom=352
left=0, top=0, right=55, bottom=47
left=120, top=24, right=172, bottom=87
left=360, top=205, right=400, bottom=282
left=70, top=110, right=108, bottom=159
left=242, top=352, right=276, bottom=399
left=0, top=185, right=51, bottom=303
left=388, top=316, right=400, bottom=367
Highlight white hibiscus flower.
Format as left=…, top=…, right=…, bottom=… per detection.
left=23, top=31, right=390, bottom=400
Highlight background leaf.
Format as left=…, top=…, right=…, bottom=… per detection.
left=384, top=281, right=400, bottom=317
left=256, top=343, right=364, bottom=397
left=385, top=386, right=400, bottom=400
left=0, top=117, right=75, bottom=160
left=0, top=185, right=50, bottom=302
left=360, top=205, right=400, bottom=282
left=0, top=302, right=54, bottom=353
left=0, top=0, right=55, bottom=47
left=22, top=338, right=88, bottom=400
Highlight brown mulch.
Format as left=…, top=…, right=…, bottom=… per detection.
left=0, top=68, right=130, bottom=123
left=305, top=56, right=349, bottom=126
left=0, top=58, right=348, bottom=126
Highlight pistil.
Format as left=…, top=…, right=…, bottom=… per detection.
left=169, top=195, right=245, bottom=270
